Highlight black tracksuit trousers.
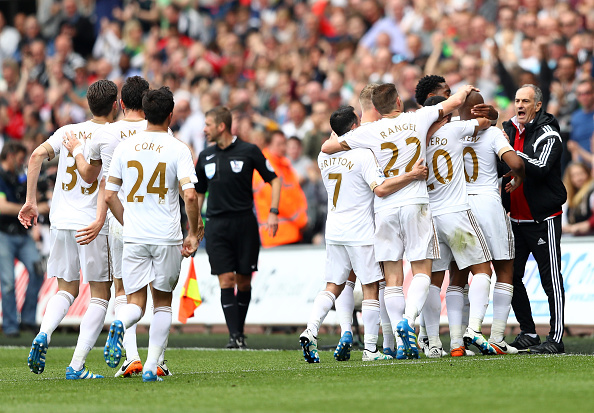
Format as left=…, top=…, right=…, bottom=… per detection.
left=511, top=215, right=565, bottom=343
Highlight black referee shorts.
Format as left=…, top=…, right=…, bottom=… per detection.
left=205, top=213, right=260, bottom=276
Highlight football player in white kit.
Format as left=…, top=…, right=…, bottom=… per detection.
left=103, top=87, right=203, bottom=382
left=300, top=106, right=428, bottom=363
left=423, top=95, right=496, bottom=357
left=20, top=80, right=118, bottom=379
left=322, top=83, right=478, bottom=359
left=63, top=76, right=173, bottom=377
left=452, top=91, right=525, bottom=354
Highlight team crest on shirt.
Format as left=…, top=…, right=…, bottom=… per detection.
left=230, top=160, right=244, bottom=173
left=266, top=159, right=275, bottom=172
left=205, top=163, right=216, bottom=179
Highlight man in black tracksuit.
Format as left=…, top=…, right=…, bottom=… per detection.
left=500, top=84, right=567, bottom=354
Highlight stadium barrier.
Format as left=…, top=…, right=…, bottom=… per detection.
left=1, top=237, right=593, bottom=328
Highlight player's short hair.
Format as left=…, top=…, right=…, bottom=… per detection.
left=205, top=106, right=232, bottom=132
left=142, top=86, right=174, bottom=125
left=86, top=80, right=118, bottom=117
left=359, top=83, right=380, bottom=111
left=415, top=75, right=446, bottom=106
left=424, top=95, right=447, bottom=107
left=330, top=105, right=358, bottom=136
left=371, top=83, right=399, bottom=115
left=518, top=84, right=543, bottom=106
left=121, top=76, right=149, bottom=111
left=0, top=140, right=26, bottom=161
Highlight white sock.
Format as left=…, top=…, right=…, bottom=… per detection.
left=40, top=291, right=75, bottom=344
left=69, top=298, right=108, bottom=371
left=384, top=286, right=405, bottom=338
left=119, top=303, right=143, bottom=329
left=306, top=291, right=336, bottom=337
left=379, top=282, right=394, bottom=350
left=158, top=337, right=168, bottom=365
left=462, top=284, right=470, bottom=330
left=362, top=299, right=380, bottom=352
left=113, top=295, right=127, bottom=320
left=418, top=311, right=427, bottom=341
left=404, top=273, right=431, bottom=324
left=144, top=306, right=172, bottom=375
left=491, top=282, right=513, bottom=342
left=468, top=273, right=491, bottom=332
left=425, top=285, right=442, bottom=349
left=335, top=280, right=354, bottom=335
left=446, top=286, right=464, bottom=349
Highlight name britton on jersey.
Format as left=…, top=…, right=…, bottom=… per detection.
left=319, top=157, right=354, bottom=171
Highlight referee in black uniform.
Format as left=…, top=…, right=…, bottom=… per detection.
left=501, top=85, right=567, bottom=354
left=195, top=107, right=281, bottom=349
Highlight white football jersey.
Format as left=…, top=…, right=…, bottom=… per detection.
left=340, top=104, right=442, bottom=212
left=106, top=131, right=198, bottom=245
left=319, top=149, right=385, bottom=245
left=463, top=126, right=513, bottom=198
left=42, top=120, right=108, bottom=232
left=426, top=119, right=479, bottom=216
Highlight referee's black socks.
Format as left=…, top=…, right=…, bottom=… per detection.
left=221, top=288, right=240, bottom=336
left=237, top=289, right=252, bottom=334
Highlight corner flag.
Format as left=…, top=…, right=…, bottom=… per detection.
left=178, top=257, right=202, bottom=323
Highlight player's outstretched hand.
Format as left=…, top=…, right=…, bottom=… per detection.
left=266, top=213, right=279, bottom=237
left=18, top=202, right=39, bottom=228
left=503, top=170, right=523, bottom=193
left=63, top=130, right=82, bottom=153
left=182, top=235, right=199, bottom=257
left=471, top=104, right=497, bottom=121
left=410, top=158, right=429, bottom=181
left=75, top=220, right=103, bottom=245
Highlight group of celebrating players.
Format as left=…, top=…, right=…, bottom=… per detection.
left=300, top=76, right=529, bottom=362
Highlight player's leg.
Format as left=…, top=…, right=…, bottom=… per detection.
left=378, top=279, right=396, bottom=357
left=488, top=259, right=517, bottom=354
left=144, top=288, right=173, bottom=382
left=334, top=270, right=355, bottom=360
left=448, top=263, right=468, bottom=356
left=462, top=261, right=496, bottom=355
left=425, top=271, right=445, bottom=358
left=29, top=229, right=80, bottom=374
left=382, top=260, right=406, bottom=359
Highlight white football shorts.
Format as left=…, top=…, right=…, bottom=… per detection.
left=47, top=228, right=110, bottom=283
left=108, top=215, right=123, bottom=279
left=432, top=209, right=493, bottom=272
left=122, top=243, right=183, bottom=294
left=325, top=244, right=383, bottom=285
left=468, top=194, right=515, bottom=261
left=374, top=203, right=440, bottom=262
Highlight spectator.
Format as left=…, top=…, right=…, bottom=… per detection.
left=282, top=100, right=314, bottom=141
left=58, top=0, right=96, bottom=58
left=0, top=141, right=46, bottom=337
left=253, top=130, right=308, bottom=247
left=302, top=100, right=331, bottom=161
left=562, top=161, right=594, bottom=235
left=568, top=79, right=594, bottom=161
left=286, top=136, right=312, bottom=183
left=0, top=11, right=20, bottom=66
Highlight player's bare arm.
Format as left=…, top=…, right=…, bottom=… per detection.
left=266, top=177, right=281, bottom=237
left=18, top=145, right=51, bottom=228
left=471, top=103, right=499, bottom=123
left=321, top=132, right=350, bottom=154
left=441, top=85, right=480, bottom=115
left=62, top=130, right=102, bottom=183
left=502, top=150, right=526, bottom=193
left=75, top=178, right=108, bottom=245
left=182, top=188, right=202, bottom=257
left=105, top=189, right=124, bottom=226
left=373, top=158, right=428, bottom=197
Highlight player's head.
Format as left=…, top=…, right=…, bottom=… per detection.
left=415, top=75, right=449, bottom=106
left=142, top=86, right=175, bottom=126
left=204, top=106, right=232, bottom=142
left=359, top=83, right=380, bottom=113
left=330, top=105, right=359, bottom=137
left=371, top=83, right=401, bottom=115
left=515, top=84, right=543, bottom=126
left=424, top=95, right=451, bottom=122
left=121, top=76, right=150, bottom=112
left=459, top=91, right=484, bottom=121
left=87, top=79, right=118, bottom=118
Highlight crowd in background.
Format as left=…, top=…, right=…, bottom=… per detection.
left=1, top=0, right=594, bottom=247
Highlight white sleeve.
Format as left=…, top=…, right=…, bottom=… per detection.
left=105, top=144, right=123, bottom=192
left=453, top=119, right=480, bottom=138
left=491, top=129, right=514, bottom=159
left=100, top=135, right=120, bottom=177
left=177, top=144, right=198, bottom=190
left=43, top=127, right=65, bottom=157
left=341, top=128, right=365, bottom=150
left=416, top=104, right=444, bottom=131
left=361, top=149, right=386, bottom=190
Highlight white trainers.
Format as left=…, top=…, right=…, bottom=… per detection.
left=463, top=328, right=497, bottom=355
left=488, top=338, right=519, bottom=355
left=362, top=349, right=393, bottom=361
left=426, top=346, right=444, bottom=358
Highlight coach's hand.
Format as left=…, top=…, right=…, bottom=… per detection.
left=267, top=212, right=279, bottom=237
left=76, top=220, right=103, bottom=245
left=18, top=202, right=39, bottom=228
left=63, top=130, right=82, bottom=154
left=182, top=235, right=199, bottom=257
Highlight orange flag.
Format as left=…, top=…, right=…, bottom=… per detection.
left=178, top=257, right=202, bottom=323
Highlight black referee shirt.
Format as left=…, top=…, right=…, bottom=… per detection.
left=195, top=137, right=277, bottom=217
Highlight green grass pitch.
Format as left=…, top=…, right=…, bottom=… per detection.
left=1, top=334, right=593, bottom=413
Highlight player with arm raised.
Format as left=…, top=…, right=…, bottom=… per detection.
left=300, top=106, right=428, bottom=363
left=103, top=87, right=203, bottom=382
left=321, top=83, right=477, bottom=359
left=20, top=80, right=118, bottom=379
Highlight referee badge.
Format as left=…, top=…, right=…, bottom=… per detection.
left=230, top=160, right=244, bottom=173
left=205, top=163, right=216, bottom=179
